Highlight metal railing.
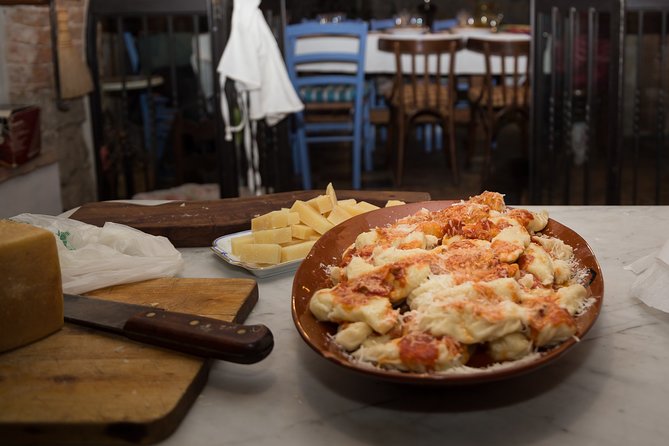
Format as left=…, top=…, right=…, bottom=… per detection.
left=86, top=0, right=238, bottom=199
left=530, top=0, right=669, bottom=204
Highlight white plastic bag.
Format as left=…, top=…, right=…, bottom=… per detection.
left=11, top=213, right=184, bottom=294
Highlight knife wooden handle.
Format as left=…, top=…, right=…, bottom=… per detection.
left=123, top=310, right=273, bottom=364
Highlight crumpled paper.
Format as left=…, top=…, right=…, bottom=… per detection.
left=624, top=239, right=669, bottom=312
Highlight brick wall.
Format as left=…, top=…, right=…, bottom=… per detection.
left=0, top=0, right=96, bottom=211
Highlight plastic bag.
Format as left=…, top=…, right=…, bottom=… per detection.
left=11, top=213, right=184, bottom=295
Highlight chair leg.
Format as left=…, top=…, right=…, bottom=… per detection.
left=481, top=119, right=495, bottom=189
left=364, top=100, right=374, bottom=172
left=296, top=118, right=311, bottom=189
left=352, top=107, right=363, bottom=190
left=466, top=105, right=479, bottom=169
left=396, top=116, right=407, bottom=187
left=424, top=124, right=432, bottom=153
left=445, top=117, right=459, bottom=185
left=290, top=128, right=301, bottom=175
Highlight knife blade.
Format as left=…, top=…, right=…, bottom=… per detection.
left=63, top=293, right=273, bottom=364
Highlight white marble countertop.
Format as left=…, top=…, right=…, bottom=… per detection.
left=158, top=206, right=669, bottom=446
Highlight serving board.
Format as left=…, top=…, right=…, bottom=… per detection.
left=0, top=277, right=259, bottom=445
left=69, top=190, right=432, bottom=247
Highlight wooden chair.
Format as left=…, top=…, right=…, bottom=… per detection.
left=466, top=38, right=530, bottom=183
left=378, top=36, right=463, bottom=186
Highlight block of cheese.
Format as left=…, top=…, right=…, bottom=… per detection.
left=338, top=200, right=380, bottom=216
left=252, top=227, right=293, bottom=244
left=385, top=200, right=406, bottom=207
left=355, top=201, right=380, bottom=213
left=290, top=200, right=334, bottom=234
left=291, top=224, right=317, bottom=240
left=0, top=220, right=64, bottom=352
left=307, top=194, right=334, bottom=214
left=230, top=233, right=255, bottom=256
left=251, top=209, right=300, bottom=231
left=327, top=206, right=353, bottom=226
left=238, top=243, right=282, bottom=265
left=281, top=240, right=317, bottom=262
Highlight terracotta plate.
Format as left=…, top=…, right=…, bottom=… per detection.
left=291, top=201, right=604, bottom=385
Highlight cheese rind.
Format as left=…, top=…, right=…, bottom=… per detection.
left=0, top=220, right=64, bottom=352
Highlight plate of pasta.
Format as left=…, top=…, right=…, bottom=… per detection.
left=291, top=192, right=603, bottom=384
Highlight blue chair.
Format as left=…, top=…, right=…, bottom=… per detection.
left=284, top=22, right=369, bottom=189
left=433, top=18, right=458, bottom=32
left=370, top=18, right=396, bottom=31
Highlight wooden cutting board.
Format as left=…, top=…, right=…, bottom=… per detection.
left=69, top=190, right=432, bottom=247
left=0, top=277, right=259, bottom=445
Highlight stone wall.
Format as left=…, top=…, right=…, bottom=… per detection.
left=0, top=0, right=96, bottom=211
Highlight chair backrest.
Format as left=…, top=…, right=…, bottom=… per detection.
left=432, top=18, right=458, bottom=32
left=378, top=36, right=463, bottom=112
left=370, top=18, right=396, bottom=31
left=466, top=37, right=530, bottom=110
left=283, top=22, right=368, bottom=105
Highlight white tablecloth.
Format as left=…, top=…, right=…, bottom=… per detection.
left=295, top=29, right=530, bottom=75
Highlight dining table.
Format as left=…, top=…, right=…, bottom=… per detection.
left=294, top=27, right=530, bottom=75
left=146, top=202, right=667, bottom=445
left=4, top=197, right=669, bottom=445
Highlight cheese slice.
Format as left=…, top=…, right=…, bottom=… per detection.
left=281, top=240, right=317, bottom=262
left=252, top=227, right=293, bottom=244
left=230, top=233, right=255, bottom=256
left=291, top=224, right=317, bottom=240
left=0, top=220, right=64, bottom=352
left=238, top=243, right=282, bottom=265
left=290, top=200, right=334, bottom=235
left=327, top=206, right=353, bottom=226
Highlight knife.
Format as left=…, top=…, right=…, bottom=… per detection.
left=63, top=293, right=273, bottom=364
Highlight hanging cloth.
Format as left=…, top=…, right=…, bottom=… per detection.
left=217, top=0, right=303, bottom=194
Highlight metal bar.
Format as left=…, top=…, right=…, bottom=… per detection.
left=584, top=7, right=597, bottom=205
left=563, top=7, right=576, bottom=204
left=548, top=7, right=560, bottom=203
left=142, top=15, right=157, bottom=191
left=193, top=15, right=206, bottom=115
left=85, top=9, right=107, bottom=199
left=607, top=0, right=625, bottom=204
left=166, top=15, right=179, bottom=108
left=632, top=11, right=644, bottom=203
left=89, top=0, right=209, bottom=15
left=116, top=16, right=136, bottom=198
left=529, top=1, right=543, bottom=203
left=656, top=10, right=667, bottom=204
left=209, top=0, right=239, bottom=198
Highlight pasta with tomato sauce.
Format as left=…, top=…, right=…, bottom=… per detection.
left=308, top=192, right=592, bottom=374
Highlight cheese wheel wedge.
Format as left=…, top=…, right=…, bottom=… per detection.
left=0, top=220, right=64, bottom=352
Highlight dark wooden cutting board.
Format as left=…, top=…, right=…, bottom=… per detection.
left=0, top=277, right=259, bottom=445
left=69, top=190, right=432, bottom=247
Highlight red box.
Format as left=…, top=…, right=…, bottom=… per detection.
left=0, top=104, right=41, bottom=168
